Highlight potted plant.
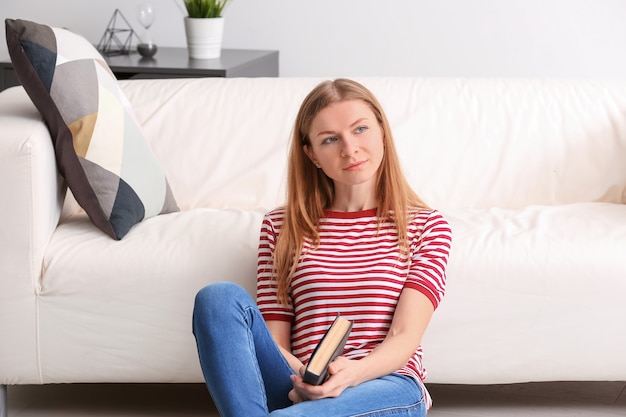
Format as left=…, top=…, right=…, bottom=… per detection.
left=183, top=0, right=231, bottom=59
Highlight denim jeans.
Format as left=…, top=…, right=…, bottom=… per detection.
left=192, top=282, right=427, bottom=417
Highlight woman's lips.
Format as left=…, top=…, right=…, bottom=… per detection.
left=344, top=161, right=366, bottom=171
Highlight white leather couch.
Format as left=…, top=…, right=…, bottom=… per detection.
left=1, top=77, right=626, bottom=409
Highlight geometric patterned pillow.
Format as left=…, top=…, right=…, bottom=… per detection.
left=5, top=18, right=179, bottom=239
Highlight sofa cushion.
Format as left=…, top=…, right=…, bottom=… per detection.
left=5, top=18, right=178, bottom=239
left=40, top=208, right=264, bottom=381
left=426, top=202, right=626, bottom=382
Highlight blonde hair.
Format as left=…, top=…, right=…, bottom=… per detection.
left=273, top=78, right=428, bottom=305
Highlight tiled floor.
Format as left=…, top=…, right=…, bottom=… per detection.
left=6, top=381, right=626, bottom=416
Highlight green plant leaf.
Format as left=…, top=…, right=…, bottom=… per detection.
left=184, top=0, right=230, bottom=18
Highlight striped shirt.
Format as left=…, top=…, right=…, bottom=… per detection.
left=256, top=207, right=452, bottom=406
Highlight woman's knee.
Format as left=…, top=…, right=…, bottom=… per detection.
left=195, top=281, right=244, bottom=303
left=193, top=282, right=252, bottom=319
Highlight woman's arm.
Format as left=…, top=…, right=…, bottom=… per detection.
left=266, top=320, right=305, bottom=372
left=345, top=288, right=434, bottom=384
left=291, top=288, right=434, bottom=400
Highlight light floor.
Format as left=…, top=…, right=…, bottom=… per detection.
left=6, top=381, right=626, bottom=416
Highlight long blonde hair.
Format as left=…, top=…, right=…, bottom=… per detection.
left=273, top=78, right=428, bottom=305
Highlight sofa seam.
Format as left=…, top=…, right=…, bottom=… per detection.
left=26, top=130, right=45, bottom=384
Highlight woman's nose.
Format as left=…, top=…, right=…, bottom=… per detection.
left=340, top=135, right=358, bottom=157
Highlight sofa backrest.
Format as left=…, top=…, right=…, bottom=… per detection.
left=118, top=77, right=626, bottom=212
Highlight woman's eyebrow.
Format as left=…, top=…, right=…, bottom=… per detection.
left=314, top=118, right=370, bottom=138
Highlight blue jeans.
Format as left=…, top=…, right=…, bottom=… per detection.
left=192, top=282, right=427, bottom=417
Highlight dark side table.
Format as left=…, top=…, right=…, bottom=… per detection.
left=0, top=47, right=279, bottom=91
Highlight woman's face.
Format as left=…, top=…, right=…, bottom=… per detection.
left=304, top=99, right=385, bottom=190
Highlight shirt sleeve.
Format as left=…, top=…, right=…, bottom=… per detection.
left=256, top=210, right=294, bottom=322
left=404, top=209, right=452, bottom=309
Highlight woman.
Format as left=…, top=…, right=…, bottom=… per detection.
left=193, top=78, right=452, bottom=416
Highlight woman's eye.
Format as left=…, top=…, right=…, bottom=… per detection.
left=322, top=136, right=338, bottom=144
left=355, top=126, right=368, bottom=134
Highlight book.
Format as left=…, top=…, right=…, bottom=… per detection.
left=302, top=314, right=353, bottom=385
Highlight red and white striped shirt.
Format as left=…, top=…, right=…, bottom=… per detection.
left=256, top=207, right=452, bottom=404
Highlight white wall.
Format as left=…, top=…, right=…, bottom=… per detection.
left=1, top=0, right=625, bottom=78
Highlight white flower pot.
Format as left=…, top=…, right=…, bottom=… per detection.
left=184, top=17, right=224, bottom=59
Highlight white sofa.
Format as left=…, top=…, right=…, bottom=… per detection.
left=1, top=76, right=626, bottom=408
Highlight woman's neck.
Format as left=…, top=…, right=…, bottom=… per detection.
left=329, top=184, right=377, bottom=212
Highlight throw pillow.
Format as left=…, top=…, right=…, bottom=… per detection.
left=5, top=18, right=178, bottom=240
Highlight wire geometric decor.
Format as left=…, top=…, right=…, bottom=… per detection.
left=97, top=9, right=141, bottom=56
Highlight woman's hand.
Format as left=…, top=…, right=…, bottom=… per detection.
left=287, top=378, right=306, bottom=404
left=287, top=289, right=436, bottom=405
left=289, top=356, right=362, bottom=402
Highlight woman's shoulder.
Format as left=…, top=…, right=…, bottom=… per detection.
left=263, top=206, right=287, bottom=225
left=260, top=207, right=287, bottom=237
left=407, top=207, right=450, bottom=228
left=408, top=206, right=440, bottom=218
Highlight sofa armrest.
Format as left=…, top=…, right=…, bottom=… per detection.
left=0, top=87, right=64, bottom=383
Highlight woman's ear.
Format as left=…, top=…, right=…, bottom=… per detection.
left=303, top=145, right=320, bottom=167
